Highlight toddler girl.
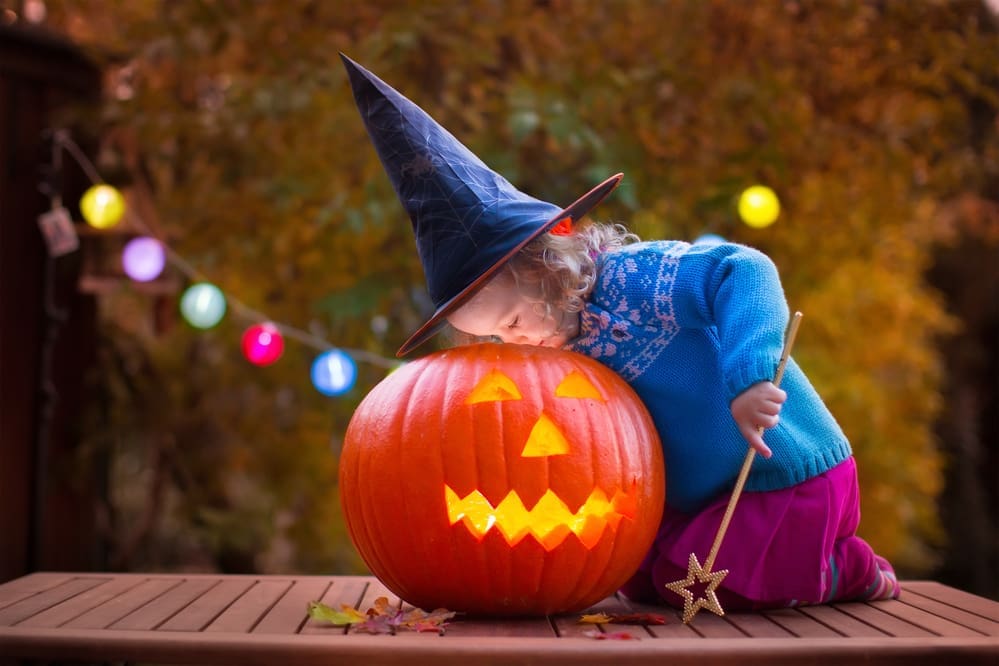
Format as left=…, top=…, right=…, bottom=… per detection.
left=447, top=222, right=901, bottom=608
left=342, top=54, right=900, bottom=609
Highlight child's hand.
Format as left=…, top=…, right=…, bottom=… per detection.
left=730, top=381, right=787, bottom=458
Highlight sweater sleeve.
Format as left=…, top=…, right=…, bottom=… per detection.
left=672, top=242, right=791, bottom=400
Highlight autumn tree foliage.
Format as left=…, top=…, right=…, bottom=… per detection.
left=41, top=0, right=997, bottom=584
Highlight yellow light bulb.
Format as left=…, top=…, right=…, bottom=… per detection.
left=80, top=184, right=125, bottom=229
left=738, top=185, right=780, bottom=228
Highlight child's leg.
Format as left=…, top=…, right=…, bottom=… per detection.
left=621, top=458, right=900, bottom=609
left=826, top=536, right=900, bottom=602
left=619, top=538, right=763, bottom=610
left=619, top=510, right=777, bottom=611
left=648, top=552, right=766, bottom=611
left=822, top=460, right=900, bottom=602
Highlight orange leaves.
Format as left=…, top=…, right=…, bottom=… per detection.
left=578, top=610, right=668, bottom=640
left=308, top=597, right=456, bottom=635
left=578, top=612, right=667, bottom=625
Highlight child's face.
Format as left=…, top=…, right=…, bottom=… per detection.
left=448, top=269, right=578, bottom=348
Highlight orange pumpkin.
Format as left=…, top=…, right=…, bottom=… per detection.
left=339, top=343, right=665, bottom=615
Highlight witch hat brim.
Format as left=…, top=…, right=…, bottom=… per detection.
left=340, top=54, right=622, bottom=357
left=397, top=172, right=622, bottom=356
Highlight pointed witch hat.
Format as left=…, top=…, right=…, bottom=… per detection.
left=340, top=54, right=622, bottom=357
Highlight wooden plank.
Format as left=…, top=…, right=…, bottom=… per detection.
left=795, top=603, right=891, bottom=638
left=2, top=629, right=995, bottom=666
left=64, top=577, right=183, bottom=629
left=903, top=582, right=999, bottom=630
left=0, top=574, right=997, bottom=666
left=607, top=592, right=680, bottom=638
left=831, top=599, right=936, bottom=637
left=868, top=597, right=988, bottom=638
left=18, top=576, right=145, bottom=628
left=0, top=573, right=75, bottom=611
left=253, top=577, right=330, bottom=635
left=549, top=597, right=631, bottom=638
left=204, top=579, right=293, bottom=633
left=109, top=577, right=218, bottom=630
left=0, top=576, right=107, bottom=625
left=445, top=612, right=556, bottom=638
left=550, top=593, right=638, bottom=638
left=899, top=587, right=999, bottom=636
left=683, top=611, right=747, bottom=638
left=644, top=612, right=701, bottom=638
left=620, top=598, right=699, bottom=639
left=903, top=581, right=999, bottom=621
left=157, top=578, right=256, bottom=632
left=760, top=607, right=840, bottom=638
left=726, top=610, right=796, bottom=638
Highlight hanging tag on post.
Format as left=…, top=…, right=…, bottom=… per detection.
left=37, top=207, right=80, bottom=257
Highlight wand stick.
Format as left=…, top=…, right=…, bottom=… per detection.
left=666, top=311, right=803, bottom=623
left=703, top=311, right=802, bottom=572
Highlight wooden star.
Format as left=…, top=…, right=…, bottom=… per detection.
left=664, top=552, right=729, bottom=624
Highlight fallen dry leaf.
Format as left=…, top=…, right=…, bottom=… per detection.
left=582, top=629, right=641, bottom=640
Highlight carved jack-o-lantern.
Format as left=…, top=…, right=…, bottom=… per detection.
left=339, top=343, right=665, bottom=615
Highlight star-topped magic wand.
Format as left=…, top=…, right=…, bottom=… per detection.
left=665, top=311, right=804, bottom=624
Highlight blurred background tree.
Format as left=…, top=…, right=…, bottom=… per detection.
left=24, top=0, right=997, bottom=596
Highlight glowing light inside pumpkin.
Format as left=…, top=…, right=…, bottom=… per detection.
left=446, top=365, right=628, bottom=550
left=445, top=485, right=638, bottom=550
left=467, top=368, right=604, bottom=405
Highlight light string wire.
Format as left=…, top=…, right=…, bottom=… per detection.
left=52, top=130, right=401, bottom=372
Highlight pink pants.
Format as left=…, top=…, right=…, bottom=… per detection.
left=621, top=457, right=899, bottom=609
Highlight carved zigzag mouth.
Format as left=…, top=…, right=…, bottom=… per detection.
left=444, top=484, right=638, bottom=551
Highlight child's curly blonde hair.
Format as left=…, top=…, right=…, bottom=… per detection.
left=445, top=221, right=638, bottom=346
left=508, top=220, right=638, bottom=315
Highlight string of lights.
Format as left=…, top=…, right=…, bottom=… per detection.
left=46, top=131, right=402, bottom=397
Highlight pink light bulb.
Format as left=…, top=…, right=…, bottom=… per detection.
left=241, top=323, right=285, bottom=366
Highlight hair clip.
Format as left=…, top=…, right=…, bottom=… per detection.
left=549, top=218, right=573, bottom=236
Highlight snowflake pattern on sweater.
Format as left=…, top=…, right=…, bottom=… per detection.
left=570, top=243, right=683, bottom=381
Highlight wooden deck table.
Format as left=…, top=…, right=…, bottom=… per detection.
left=0, top=572, right=996, bottom=665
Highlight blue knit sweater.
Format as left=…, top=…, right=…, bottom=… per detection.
left=565, top=240, right=852, bottom=514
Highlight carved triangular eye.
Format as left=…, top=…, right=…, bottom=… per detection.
left=465, top=369, right=523, bottom=404
left=554, top=369, right=604, bottom=401
left=520, top=412, right=569, bottom=457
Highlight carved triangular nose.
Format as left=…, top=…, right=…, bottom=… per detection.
left=520, top=412, right=569, bottom=457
